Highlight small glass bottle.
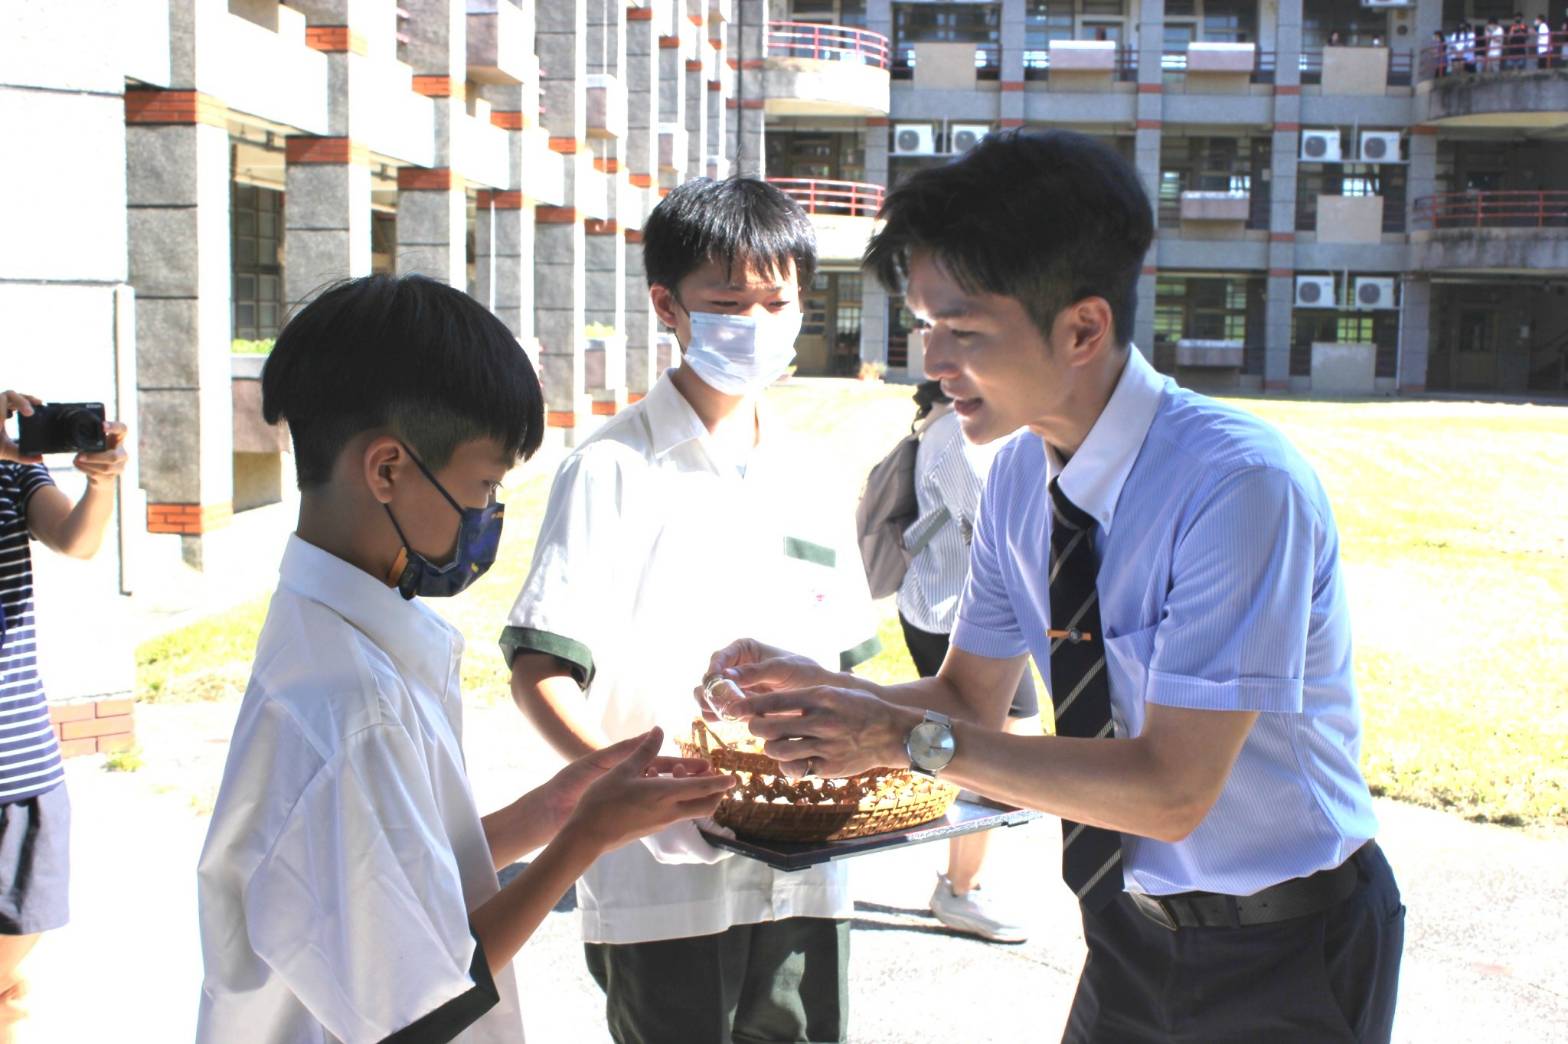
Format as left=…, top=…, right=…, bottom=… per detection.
left=702, top=675, right=748, bottom=722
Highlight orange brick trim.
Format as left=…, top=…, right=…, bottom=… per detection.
left=491, top=110, right=528, bottom=130
left=593, top=156, right=621, bottom=172
left=867, top=116, right=890, bottom=126
left=1270, top=232, right=1295, bottom=242
left=628, top=6, right=655, bottom=19
left=124, top=88, right=226, bottom=127
left=1268, top=268, right=1293, bottom=277
left=147, top=501, right=232, bottom=534
left=1274, top=85, right=1302, bottom=95
left=708, top=79, right=722, bottom=91
left=591, top=399, right=618, bottom=416
left=628, top=391, right=646, bottom=404
left=478, top=190, right=527, bottom=209
left=285, top=136, right=368, bottom=166
left=397, top=166, right=457, bottom=191
left=659, top=187, right=671, bottom=197
left=1399, top=384, right=1426, bottom=394
left=1276, top=122, right=1302, bottom=132
left=624, top=228, right=645, bottom=242
left=1136, top=119, right=1161, bottom=129
left=549, top=137, right=581, bottom=154
left=412, top=75, right=464, bottom=100
left=1138, top=83, right=1163, bottom=94
left=1001, top=81, right=1024, bottom=92
left=740, top=59, right=765, bottom=69
left=1411, top=125, right=1437, bottom=136
left=726, top=98, right=764, bottom=109
left=689, top=14, right=703, bottom=26
left=1141, top=265, right=1157, bottom=275
left=660, top=35, right=681, bottom=48
left=547, top=410, right=577, bottom=428
left=585, top=218, right=619, bottom=235
left=629, top=172, right=653, bottom=188
left=686, top=59, right=704, bottom=71
left=305, top=25, right=368, bottom=54
left=728, top=58, right=740, bottom=69
left=998, top=118, right=1025, bottom=128
left=1263, top=379, right=1290, bottom=391
left=709, top=37, right=724, bottom=50
left=537, top=206, right=579, bottom=223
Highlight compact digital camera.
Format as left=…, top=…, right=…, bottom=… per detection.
left=17, top=402, right=108, bottom=456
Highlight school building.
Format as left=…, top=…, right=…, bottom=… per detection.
left=1, top=0, right=1564, bottom=735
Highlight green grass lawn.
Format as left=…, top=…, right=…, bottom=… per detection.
left=135, top=380, right=1568, bottom=829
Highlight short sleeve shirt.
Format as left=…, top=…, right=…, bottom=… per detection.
left=953, top=348, right=1378, bottom=897
left=501, top=371, right=881, bottom=945
left=197, top=536, right=523, bottom=1043
left=0, top=462, right=64, bottom=803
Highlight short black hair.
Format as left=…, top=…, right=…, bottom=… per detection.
left=864, top=129, right=1154, bottom=348
left=642, top=176, right=817, bottom=294
left=262, top=274, right=544, bottom=490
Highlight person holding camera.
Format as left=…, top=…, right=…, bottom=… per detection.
left=0, top=389, right=128, bottom=1040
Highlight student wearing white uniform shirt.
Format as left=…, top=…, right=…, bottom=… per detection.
left=503, top=178, right=880, bottom=1044
left=704, top=131, right=1403, bottom=1043
left=894, top=381, right=1040, bottom=944
left=196, top=276, right=731, bottom=1044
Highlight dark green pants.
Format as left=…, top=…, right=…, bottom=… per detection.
left=584, top=917, right=850, bottom=1044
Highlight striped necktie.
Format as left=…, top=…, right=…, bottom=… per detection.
left=1047, top=477, right=1124, bottom=912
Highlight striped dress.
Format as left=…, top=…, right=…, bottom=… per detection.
left=0, top=463, right=65, bottom=803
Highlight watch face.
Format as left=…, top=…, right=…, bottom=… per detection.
left=910, top=721, right=955, bottom=771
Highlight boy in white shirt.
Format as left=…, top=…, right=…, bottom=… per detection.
left=503, top=178, right=881, bottom=1043
left=196, top=275, right=732, bottom=1043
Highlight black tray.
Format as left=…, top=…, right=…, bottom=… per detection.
left=697, top=798, right=1041, bottom=872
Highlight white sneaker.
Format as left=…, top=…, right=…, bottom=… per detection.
left=928, top=874, right=1028, bottom=943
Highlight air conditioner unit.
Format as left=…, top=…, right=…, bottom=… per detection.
left=949, top=123, right=991, bottom=154
left=893, top=123, right=937, bottom=156
left=1299, top=129, right=1342, bottom=164
left=1353, top=277, right=1397, bottom=310
left=1358, top=131, right=1403, bottom=164
left=1295, top=275, right=1337, bottom=309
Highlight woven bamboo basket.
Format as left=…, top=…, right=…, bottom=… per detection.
left=682, top=719, right=959, bottom=843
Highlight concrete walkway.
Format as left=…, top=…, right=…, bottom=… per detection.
left=18, top=699, right=1568, bottom=1043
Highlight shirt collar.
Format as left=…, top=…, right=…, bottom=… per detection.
left=644, top=368, right=767, bottom=473
left=1049, top=345, right=1169, bottom=533
left=276, top=533, right=462, bottom=699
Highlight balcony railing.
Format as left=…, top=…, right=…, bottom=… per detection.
left=1419, top=32, right=1568, bottom=81
left=891, top=42, right=1002, bottom=81
left=767, top=177, right=885, bottom=218
left=767, top=21, right=890, bottom=68
left=1414, top=190, right=1568, bottom=228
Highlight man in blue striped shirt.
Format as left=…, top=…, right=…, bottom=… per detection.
left=705, top=131, right=1403, bottom=1041
left=0, top=389, right=128, bottom=1037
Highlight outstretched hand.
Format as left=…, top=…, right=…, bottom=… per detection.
left=0, top=391, right=42, bottom=464
left=738, top=685, right=916, bottom=781
left=694, top=638, right=841, bottom=721
left=562, top=728, right=734, bottom=852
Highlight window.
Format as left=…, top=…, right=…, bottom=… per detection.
left=791, top=0, right=868, bottom=26
left=231, top=183, right=285, bottom=341
left=892, top=3, right=1001, bottom=76
left=1302, top=0, right=1387, bottom=50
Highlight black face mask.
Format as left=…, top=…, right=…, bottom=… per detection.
left=383, top=445, right=505, bottom=600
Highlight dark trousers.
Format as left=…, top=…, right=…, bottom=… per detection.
left=1064, top=843, right=1404, bottom=1043
left=585, top=917, right=849, bottom=1044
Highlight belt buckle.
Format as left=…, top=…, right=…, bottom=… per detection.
left=1130, top=892, right=1179, bottom=932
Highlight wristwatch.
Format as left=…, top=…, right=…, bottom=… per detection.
left=905, top=710, right=956, bottom=777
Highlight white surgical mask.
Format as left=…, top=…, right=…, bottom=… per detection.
left=681, top=310, right=801, bottom=396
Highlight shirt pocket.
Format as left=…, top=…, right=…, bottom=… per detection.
left=1101, top=622, right=1159, bottom=735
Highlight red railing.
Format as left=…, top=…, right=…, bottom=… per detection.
left=767, top=177, right=885, bottom=218
left=1418, top=31, right=1568, bottom=81
left=767, top=21, right=891, bottom=69
left=1414, top=190, right=1568, bottom=228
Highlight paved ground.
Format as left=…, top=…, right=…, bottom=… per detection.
left=17, top=699, right=1568, bottom=1043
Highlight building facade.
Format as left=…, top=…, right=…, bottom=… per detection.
left=756, top=0, right=1568, bottom=395
left=1, top=0, right=1563, bottom=735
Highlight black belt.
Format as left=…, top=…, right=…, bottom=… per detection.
left=1127, top=842, right=1373, bottom=931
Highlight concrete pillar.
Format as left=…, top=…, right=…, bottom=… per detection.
left=624, top=4, right=662, bottom=394
left=998, top=0, right=1026, bottom=127
left=1398, top=276, right=1432, bottom=393
left=537, top=0, right=595, bottom=440
left=685, top=11, right=709, bottom=175
left=126, top=79, right=235, bottom=566
left=866, top=0, right=892, bottom=40
left=733, top=0, right=767, bottom=176
left=395, top=0, right=467, bottom=286
left=1129, top=0, right=1166, bottom=360
left=1264, top=0, right=1304, bottom=391
left=586, top=0, right=629, bottom=411
left=658, top=4, right=687, bottom=191
left=860, top=115, right=891, bottom=373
